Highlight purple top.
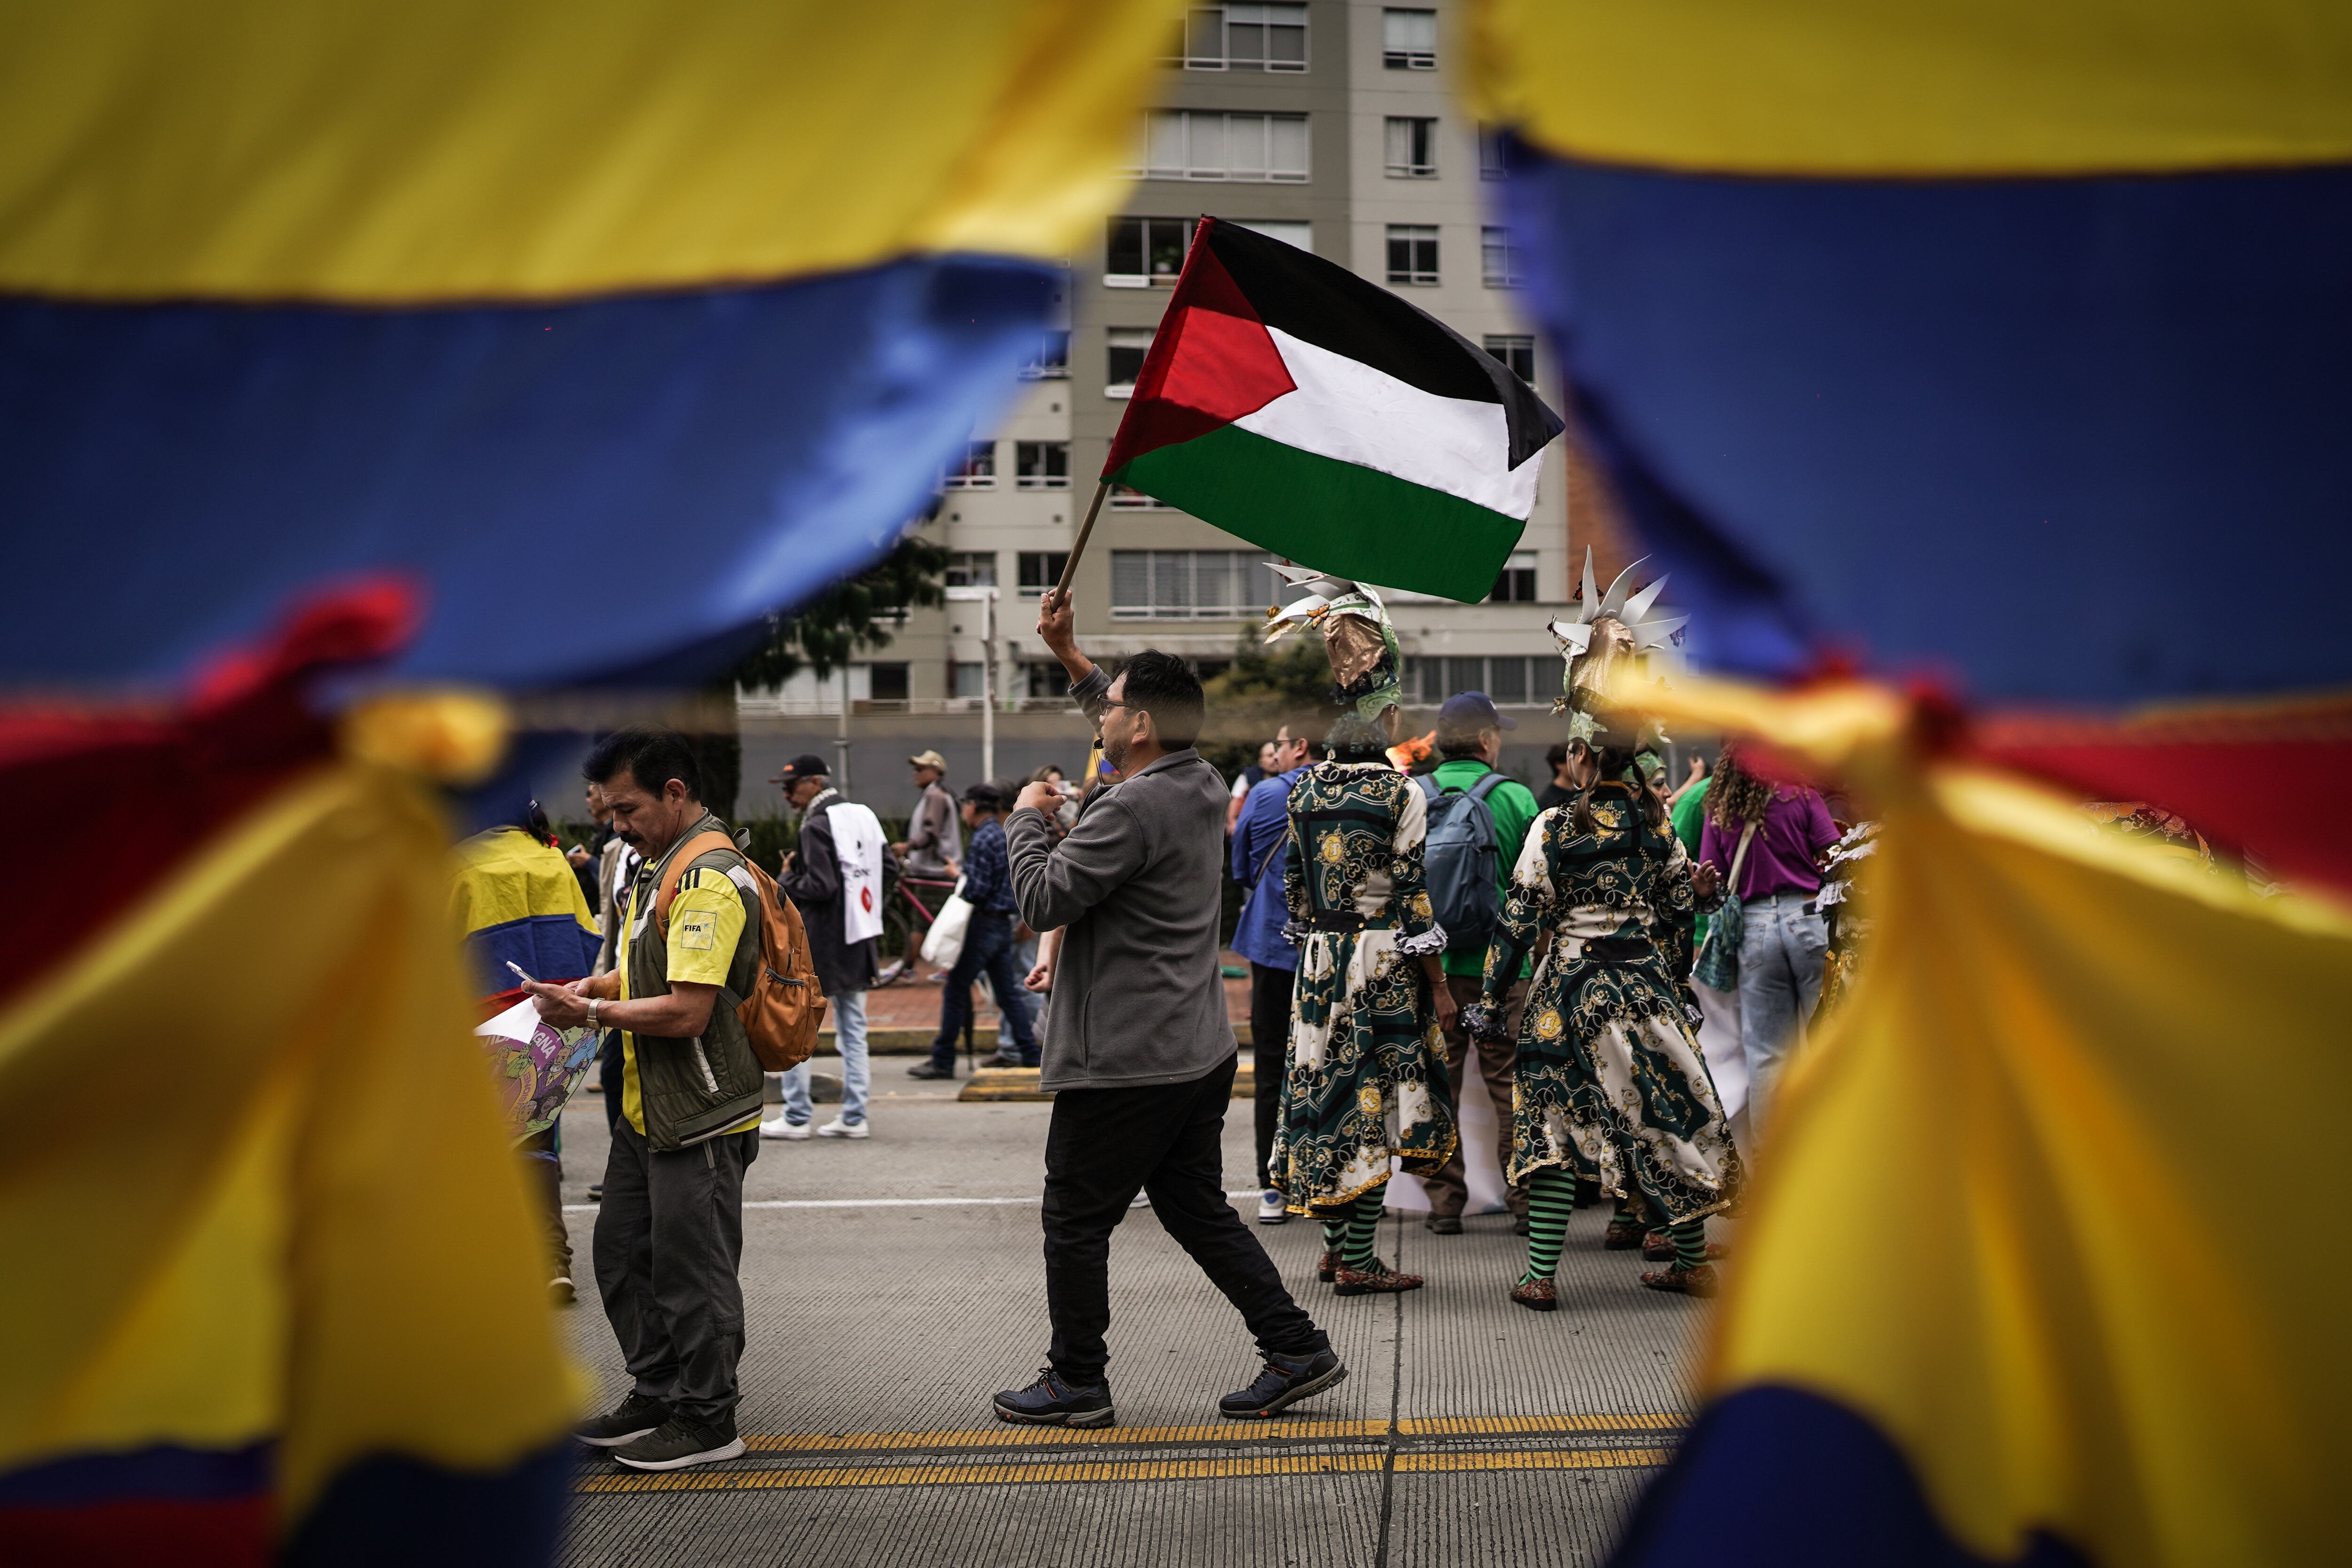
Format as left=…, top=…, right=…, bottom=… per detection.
left=1700, top=788, right=1840, bottom=902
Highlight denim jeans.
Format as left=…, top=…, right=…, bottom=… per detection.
left=779, top=987, right=868, bottom=1126
left=931, top=911, right=1038, bottom=1068
left=1735, top=891, right=1828, bottom=1135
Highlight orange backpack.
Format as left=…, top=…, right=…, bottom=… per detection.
left=652, top=830, right=827, bottom=1071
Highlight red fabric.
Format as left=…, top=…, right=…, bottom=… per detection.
left=0, top=579, right=419, bottom=1010
left=1971, top=694, right=2352, bottom=899
left=0, top=1497, right=271, bottom=1568
left=1103, top=223, right=1295, bottom=475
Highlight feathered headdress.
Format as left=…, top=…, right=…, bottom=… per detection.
left=1546, top=550, right=1685, bottom=748
left=1263, top=565, right=1404, bottom=723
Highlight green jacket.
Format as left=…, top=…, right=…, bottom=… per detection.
left=625, top=812, right=766, bottom=1150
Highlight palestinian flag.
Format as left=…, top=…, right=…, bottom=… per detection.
left=1104, top=217, right=1565, bottom=604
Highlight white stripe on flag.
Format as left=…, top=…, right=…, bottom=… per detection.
left=1234, top=328, right=1541, bottom=519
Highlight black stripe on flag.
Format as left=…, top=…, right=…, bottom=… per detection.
left=1203, top=218, right=1564, bottom=470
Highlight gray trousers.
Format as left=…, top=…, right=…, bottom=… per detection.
left=594, top=1120, right=757, bottom=1425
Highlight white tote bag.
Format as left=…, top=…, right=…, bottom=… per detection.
left=919, top=878, right=971, bottom=968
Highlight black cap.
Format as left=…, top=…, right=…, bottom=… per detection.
left=768, top=753, right=830, bottom=786
left=1437, top=690, right=1518, bottom=731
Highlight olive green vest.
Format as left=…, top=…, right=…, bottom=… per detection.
left=625, top=812, right=766, bottom=1149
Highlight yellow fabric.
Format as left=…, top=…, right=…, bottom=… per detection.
left=618, top=869, right=751, bottom=1138
left=448, top=827, right=599, bottom=947
left=0, top=0, right=1182, bottom=302
left=1615, top=671, right=2352, bottom=1566
left=0, top=763, right=577, bottom=1523
left=1463, top=0, right=2352, bottom=176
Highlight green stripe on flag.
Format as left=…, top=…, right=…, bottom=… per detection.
left=1113, top=424, right=1524, bottom=605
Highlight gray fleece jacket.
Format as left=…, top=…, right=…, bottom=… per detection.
left=1005, top=740, right=1237, bottom=1093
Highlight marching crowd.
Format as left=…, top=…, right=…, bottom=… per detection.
left=499, top=561, right=1843, bottom=1469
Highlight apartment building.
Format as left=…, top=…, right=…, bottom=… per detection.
left=739, top=0, right=1637, bottom=804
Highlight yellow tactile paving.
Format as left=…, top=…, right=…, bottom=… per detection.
left=734, top=1412, right=1681, bottom=1455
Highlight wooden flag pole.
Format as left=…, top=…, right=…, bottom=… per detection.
left=1049, top=478, right=1113, bottom=607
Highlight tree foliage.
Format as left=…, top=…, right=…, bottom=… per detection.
left=726, top=533, right=951, bottom=691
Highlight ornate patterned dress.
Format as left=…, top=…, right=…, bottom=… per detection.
left=1478, top=785, right=1743, bottom=1223
left=1269, top=761, right=1458, bottom=1210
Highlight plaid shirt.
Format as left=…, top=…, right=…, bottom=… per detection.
left=961, top=816, right=1017, bottom=915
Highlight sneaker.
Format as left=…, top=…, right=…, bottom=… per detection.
left=993, top=1367, right=1114, bottom=1429
left=1219, top=1348, right=1347, bottom=1420
left=549, top=1275, right=576, bottom=1306
left=1333, top=1259, right=1425, bottom=1297
left=1423, top=1213, right=1462, bottom=1235
left=760, top=1114, right=811, bottom=1141
left=906, top=1061, right=956, bottom=1081
left=611, top=1416, right=747, bottom=1471
left=1256, top=1190, right=1288, bottom=1224
left=575, top=1392, right=671, bottom=1449
left=816, top=1118, right=869, bottom=1139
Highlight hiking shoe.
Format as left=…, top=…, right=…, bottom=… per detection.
left=1219, top=1349, right=1347, bottom=1419
left=575, top=1392, right=670, bottom=1449
left=993, top=1368, right=1114, bottom=1428
left=1510, top=1277, right=1559, bottom=1313
left=1640, top=1262, right=1721, bottom=1298
left=1333, top=1259, right=1424, bottom=1297
left=816, top=1118, right=868, bottom=1139
left=760, top=1115, right=811, bottom=1141
left=1423, top=1213, right=1462, bottom=1235
left=1257, top=1189, right=1288, bottom=1224
left=611, top=1416, right=746, bottom=1472
left=906, top=1061, right=956, bottom=1081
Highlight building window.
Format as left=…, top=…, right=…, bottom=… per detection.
left=1386, top=224, right=1439, bottom=286
left=1025, top=662, right=1072, bottom=699
left=1483, top=334, right=1535, bottom=383
left=1106, top=328, right=1155, bottom=396
left=1135, top=111, right=1310, bottom=182
left=1490, top=551, right=1539, bottom=604
left=1383, top=8, right=1437, bottom=69
left=945, top=550, right=998, bottom=588
left=943, top=441, right=995, bottom=489
left=1109, top=550, right=1285, bottom=619
left=1105, top=216, right=1197, bottom=285
left=867, top=662, right=910, bottom=702
left=1017, top=551, right=1071, bottom=597
left=1384, top=117, right=1438, bottom=178
left=1016, top=441, right=1071, bottom=490
left=1186, top=4, right=1307, bottom=71
left=1412, top=655, right=1541, bottom=704
left=1108, top=484, right=1167, bottom=509
left=1019, top=330, right=1069, bottom=379
left=1481, top=225, right=1524, bottom=288
left=1487, top=652, right=1531, bottom=703
left=1478, top=126, right=1510, bottom=181
left=951, top=662, right=987, bottom=699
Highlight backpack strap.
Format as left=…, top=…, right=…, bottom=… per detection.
left=652, top=830, right=741, bottom=939
left=1469, top=770, right=1508, bottom=803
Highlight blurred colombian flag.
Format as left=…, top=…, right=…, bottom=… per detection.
left=0, top=2, right=1178, bottom=1562
left=1463, top=2, right=2352, bottom=1564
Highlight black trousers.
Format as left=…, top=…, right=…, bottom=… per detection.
left=598, top=1030, right=624, bottom=1136
left=594, top=1120, right=758, bottom=1426
left=1041, top=1054, right=1327, bottom=1388
left=1248, top=962, right=1297, bottom=1190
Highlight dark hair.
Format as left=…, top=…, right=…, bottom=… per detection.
left=1570, top=743, right=1665, bottom=836
left=961, top=781, right=1006, bottom=811
left=1544, top=741, right=1570, bottom=769
left=584, top=727, right=702, bottom=802
left=1323, top=714, right=1390, bottom=764
left=1436, top=714, right=1489, bottom=758
left=1117, top=650, right=1206, bottom=748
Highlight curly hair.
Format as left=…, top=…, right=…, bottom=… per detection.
left=1706, top=745, right=1778, bottom=829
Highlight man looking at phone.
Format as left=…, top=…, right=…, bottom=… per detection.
left=521, top=728, right=763, bottom=1474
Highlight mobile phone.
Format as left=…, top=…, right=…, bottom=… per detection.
left=506, top=961, right=538, bottom=985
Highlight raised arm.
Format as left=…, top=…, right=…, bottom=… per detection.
left=1005, top=793, right=1150, bottom=932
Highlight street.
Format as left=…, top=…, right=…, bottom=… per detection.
left=555, top=1086, right=1711, bottom=1568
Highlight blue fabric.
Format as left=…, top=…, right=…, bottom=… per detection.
left=931, top=910, right=1036, bottom=1066
left=1230, top=767, right=1304, bottom=971
left=961, top=816, right=1017, bottom=915
left=461, top=913, right=602, bottom=996
left=1501, top=148, right=2352, bottom=705
left=1611, top=1385, right=2090, bottom=1568
left=0, top=256, right=1056, bottom=687
left=282, top=1441, right=571, bottom=1568
left=0, top=1442, right=269, bottom=1506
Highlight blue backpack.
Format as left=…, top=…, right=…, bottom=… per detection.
left=1414, top=771, right=1509, bottom=954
